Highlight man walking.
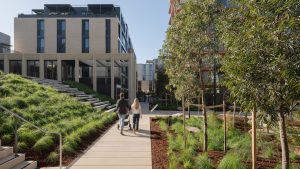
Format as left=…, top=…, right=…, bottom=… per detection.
left=116, top=93, right=130, bottom=135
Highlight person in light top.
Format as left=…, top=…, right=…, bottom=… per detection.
left=131, top=98, right=142, bottom=134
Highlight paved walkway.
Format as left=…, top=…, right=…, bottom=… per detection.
left=68, top=105, right=152, bottom=169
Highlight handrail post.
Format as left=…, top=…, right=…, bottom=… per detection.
left=14, top=118, right=18, bottom=155
left=59, top=133, right=62, bottom=169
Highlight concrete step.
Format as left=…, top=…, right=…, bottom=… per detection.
left=86, top=98, right=100, bottom=102
left=105, top=107, right=117, bottom=113
left=75, top=96, right=91, bottom=101
left=75, top=94, right=93, bottom=98
left=93, top=101, right=110, bottom=106
left=94, top=104, right=110, bottom=110
left=0, top=147, right=13, bottom=159
left=11, top=161, right=37, bottom=169
left=106, top=104, right=116, bottom=110
left=0, top=154, right=25, bottom=169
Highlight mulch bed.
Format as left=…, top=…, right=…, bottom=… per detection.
left=150, top=118, right=168, bottom=169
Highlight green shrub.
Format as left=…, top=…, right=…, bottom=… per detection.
left=158, top=120, right=168, bottom=131
left=290, top=151, right=299, bottom=161
left=46, top=151, right=59, bottom=164
left=169, top=153, right=180, bottom=169
left=217, top=153, right=247, bottom=169
left=18, top=142, right=29, bottom=152
left=33, top=135, right=54, bottom=153
left=195, top=153, right=214, bottom=169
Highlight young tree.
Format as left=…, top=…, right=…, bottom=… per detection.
left=160, top=0, right=222, bottom=151
left=218, top=0, right=300, bottom=168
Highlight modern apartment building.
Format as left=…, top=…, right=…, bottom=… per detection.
left=137, top=61, right=155, bottom=93
left=0, top=4, right=137, bottom=102
left=0, top=32, right=10, bottom=53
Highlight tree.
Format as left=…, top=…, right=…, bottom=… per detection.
left=218, top=0, right=300, bottom=168
left=160, top=0, right=222, bottom=151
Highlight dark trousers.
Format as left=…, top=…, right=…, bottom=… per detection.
left=133, top=114, right=140, bottom=130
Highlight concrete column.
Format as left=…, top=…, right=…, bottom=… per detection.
left=39, top=55, right=44, bottom=79
left=57, top=56, right=62, bottom=81
left=75, top=56, right=79, bottom=82
left=128, top=56, right=136, bottom=103
left=110, top=56, right=115, bottom=100
left=4, top=54, right=9, bottom=73
left=22, top=54, right=27, bottom=76
left=92, top=55, right=97, bottom=91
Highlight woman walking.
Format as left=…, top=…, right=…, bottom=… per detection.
left=131, top=98, right=142, bottom=134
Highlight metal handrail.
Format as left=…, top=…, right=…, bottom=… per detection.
left=0, top=105, right=62, bottom=169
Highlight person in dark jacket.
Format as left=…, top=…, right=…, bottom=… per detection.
left=116, top=93, right=131, bottom=135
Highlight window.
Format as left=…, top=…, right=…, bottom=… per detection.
left=27, top=60, right=39, bottom=77
left=37, top=20, right=45, bottom=53
left=44, top=60, right=57, bottom=80
left=82, top=20, right=89, bottom=53
left=106, top=19, right=111, bottom=53
left=9, top=60, right=22, bottom=75
left=57, top=20, right=66, bottom=53
left=0, top=60, right=3, bottom=71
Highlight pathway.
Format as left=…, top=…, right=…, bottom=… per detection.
left=68, top=104, right=152, bottom=169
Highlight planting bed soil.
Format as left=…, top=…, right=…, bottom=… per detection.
left=150, top=118, right=168, bottom=169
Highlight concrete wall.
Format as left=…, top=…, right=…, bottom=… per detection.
left=14, top=17, right=119, bottom=54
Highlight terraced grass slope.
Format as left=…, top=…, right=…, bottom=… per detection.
left=0, top=72, right=117, bottom=165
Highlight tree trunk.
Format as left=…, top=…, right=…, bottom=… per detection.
left=223, top=100, right=227, bottom=152
left=202, top=90, right=208, bottom=152
left=278, top=111, right=289, bottom=169
left=252, top=106, right=257, bottom=169
left=233, top=101, right=236, bottom=127
left=199, top=63, right=208, bottom=152
left=182, top=97, right=187, bottom=149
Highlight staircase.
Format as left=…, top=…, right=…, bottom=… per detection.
left=28, top=78, right=117, bottom=113
left=0, top=140, right=37, bottom=169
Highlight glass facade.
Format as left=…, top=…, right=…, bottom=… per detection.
left=9, top=60, right=22, bottom=75
left=27, top=60, right=39, bottom=77
left=37, top=20, right=45, bottom=53
left=57, top=20, right=66, bottom=53
left=82, top=20, right=89, bottom=53
left=44, top=60, right=57, bottom=80
left=106, top=19, right=111, bottom=53
left=0, top=60, right=3, bottom=71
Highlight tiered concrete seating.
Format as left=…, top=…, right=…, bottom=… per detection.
left=0, top=140, right=37, bottom=169
left=28, top=77, right=117, bottom=112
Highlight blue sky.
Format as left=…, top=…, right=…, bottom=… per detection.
left=0, top=0, right=170, bottom=64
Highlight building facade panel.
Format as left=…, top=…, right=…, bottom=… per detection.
left=90, top=19, right=106, bottom=53
left=44, top=18, right=57, bottom=53
left=14, top=18, right=37, bottom=53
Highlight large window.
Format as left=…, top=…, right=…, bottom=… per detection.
left=9, top=60, right=22, bottom=75
left=0, top=60, right=4, bottom=71
left=57, top=20, right=66, bottom=53
left=44, top=60, right=57, bottom=80
left=37, top=20, right=45, bottom=53
left=106, top=19, right=111, bottom=53
left=82, top=20, right=89, bottom=53
left=27, top=60, right=39, bottom=77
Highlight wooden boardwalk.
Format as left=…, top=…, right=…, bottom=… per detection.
left=68, top=113, right=152, bottom=169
